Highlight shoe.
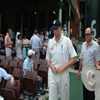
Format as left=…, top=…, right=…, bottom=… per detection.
left=41, top=88, right=45, bottom=95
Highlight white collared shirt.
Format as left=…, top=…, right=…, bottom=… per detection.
left=46, top=34, right=77, bottom=68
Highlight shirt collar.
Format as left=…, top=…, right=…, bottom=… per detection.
left=27, top=57, right=32, bottom=62
left=86, top=39, right=94, bottom=46
left=52, top=34, right=64, bottom=44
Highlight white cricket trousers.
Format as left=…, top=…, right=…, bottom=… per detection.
left=49, top=68, right=69, bottom=100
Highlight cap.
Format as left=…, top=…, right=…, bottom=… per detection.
left=16, top=32, right=21, bottom=37
left=28, top=49, right=35, bottom=56
left=51, top=19, right=61, bottom=29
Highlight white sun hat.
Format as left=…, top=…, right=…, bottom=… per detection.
left=81, top=64, right=100, bottom=91
left=28, top=49, right=35, bottom=56
left=16, top=32, right=21, bottom=36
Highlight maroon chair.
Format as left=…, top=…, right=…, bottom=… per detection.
left=12, top=68, right=23, bottom=87
left=2, top=88, right=16, bottom=100
left=38, top=64, right=48, bottom=86
left=5, top=56, right=13, bottom=62
left=0, top=55, right=5, bottom=63
left=39, top=59, right=48, bottom=65
left=13, top=57, right=20, bottom=62
left=23, top=71, right=37, bottom=96
left=0, top=78, right=6, bottom=95
left=17, top=61, right=23, bottom=69
left=0, top=60, right=9, bottom=67
left=8, top=61, right=18, bottom=72
left=2, top=66, right=12, bottom=74
left=2, top=80, right=20, bottom=100
left=33, top=59, right=39, bottom=71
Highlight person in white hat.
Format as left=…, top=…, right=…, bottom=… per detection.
left=77, top=27, right=100, bottom=100
left=23, top=49, right=42, bottom=99
left=46, top=19, right=77, bottom=100
left=16, top=32, right=22, bottom=59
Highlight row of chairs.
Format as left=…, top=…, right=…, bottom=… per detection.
left=0, top=56, right=49, bottom=99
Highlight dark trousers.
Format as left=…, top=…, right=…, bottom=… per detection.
left=83, top=84, right=95, bottom=100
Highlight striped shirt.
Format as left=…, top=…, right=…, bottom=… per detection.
left=23, top=57, right=33, bottom=76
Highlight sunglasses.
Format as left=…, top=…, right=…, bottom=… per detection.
left=85, top=33, right=91, bottom=36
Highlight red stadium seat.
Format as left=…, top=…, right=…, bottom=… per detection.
left=5, top=56, right=13, bottom=62
left=0, top=55, right=5, bottom=63
left=17, top=61, right=23, bottom=69
left=38, top=64, right=48, bottom=86
left=39, top=59, right=48, bottom=65
left=2, top=80, right=20, bottom=100
left=12, top=68, right=23, bottom=87
left=0, top=60, right=9, bottom=67
left=2, top=66, right=12, bottom=74
left=23, top=71, right=37, bottom=96
left=13, top=57, right=20, bottom=62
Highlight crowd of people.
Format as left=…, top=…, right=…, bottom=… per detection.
left=0, top=19, right=100, bottom=100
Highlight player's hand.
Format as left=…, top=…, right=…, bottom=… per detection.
left=77, top=72, right=80, bottom=80
left=51, top=65, right=57, bottom=74
left=10, top=76, right=14, bottom=85
left=57, top=65, right=65, bottom=73
left=96, top=66, right=100, bottom=70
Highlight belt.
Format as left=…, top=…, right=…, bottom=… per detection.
left=6, top=47, right=13, bottom=50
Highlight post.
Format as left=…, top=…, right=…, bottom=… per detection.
left=0, top=0, right=2, bottom=32
left=21, top=13, right=23, bottom=38
left=58, top=0, right=63, bottom=23
left=68, top=5, right=71, bottom=38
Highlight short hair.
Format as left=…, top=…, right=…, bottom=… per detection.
left=7, top=28, right=12, bottom=33
left=28, top=55, right=33, bottom=58
left=17, top=34, right=21, bottom=39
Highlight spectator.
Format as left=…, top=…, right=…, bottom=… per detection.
left=22, top=34, right=30, bottom=58
left=77, top=27, right=100, bottom=100
left=42, top=38, right=48, bottom=58
left=45, top=30, right=49, bottom=42
left=10, top=31, right=15, bottom=47
left=0, top=67, right=14, bottom=85
left=0, top=32, right=3, bottom=50
left=30, top=31, right=42, bottom=61
left=40, top=31, right=44, bottom=43
left=16, top=32, right=22, bottom=59
left=23, top=49, right=42, bottom=99
left=5, top=28, right=13, bottom=56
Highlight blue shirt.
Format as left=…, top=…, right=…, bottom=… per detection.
left=23, top=57, right=34, bottom=76
left=0, top=68, right=11, bottom=83
left=29, top=35, right=41, bottom=49
left=80, top=39, right=100, bottom=68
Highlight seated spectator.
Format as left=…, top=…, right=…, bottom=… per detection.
left=23, top=49, right=42, bottom=99
left=39, top=31, right=44, bottom=43
left=16, top=32, right=22, bottom=59
left=0, top=67, right=14, bottom=85
left=42, top=38, right=48, bottom=57
left=22, top=34, right=30, bottom=58
left=0, top=32, right=3, bottom=50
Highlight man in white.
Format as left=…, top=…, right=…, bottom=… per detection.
left=46, top=19, right=77, bottom=100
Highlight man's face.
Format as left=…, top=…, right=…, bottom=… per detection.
left=9, top=29, right=12, bottom=36
left=85, top=29, right=92, bottom=42
left=53, top=26, right=61, bottom=37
